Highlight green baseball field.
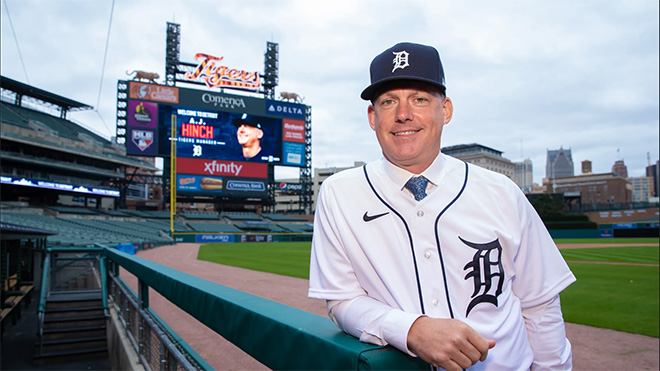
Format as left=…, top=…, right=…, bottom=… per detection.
left=197, top=237, right=659, bottom=337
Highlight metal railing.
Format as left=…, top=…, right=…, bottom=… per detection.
left=36, top=244, right=427, bottom=370
left=108, top=273, right=201, bottom=371
left=37, top=247, right=204, bottom=370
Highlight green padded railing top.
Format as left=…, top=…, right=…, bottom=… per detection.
left=103, top=247, right=428, bottom=370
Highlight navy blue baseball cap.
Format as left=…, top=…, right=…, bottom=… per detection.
left=232, top=113, right=262, bottom=129
left=361, top=42, right=446, bottom=101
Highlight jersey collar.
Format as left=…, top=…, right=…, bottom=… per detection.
left=381, top=153, right=447, bottom=191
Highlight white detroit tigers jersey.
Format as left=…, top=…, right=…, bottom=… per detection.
left=309, top=154, right=576, bottom=370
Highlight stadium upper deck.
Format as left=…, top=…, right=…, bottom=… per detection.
left=1, top=76, right=157, bottom=209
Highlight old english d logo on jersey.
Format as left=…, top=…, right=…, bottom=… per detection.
left=461, top=237, right=504, bottom=316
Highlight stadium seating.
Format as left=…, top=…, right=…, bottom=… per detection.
left=233, top=222, right=289, bottom=233
left=278, top=223, right=314, bottom=233
left=0, top=211, right=173, bottom=247
left=261, top=213, right=304, bottom=222
left=0, top=104, right=32, bottom=129
left=47, top=206, right=99, bottom=216
left=187, top=222, right=243, bottom=233
left=181, top=211, right=220, bottom=220
left=1, top=204, right=314, bottom=250
left=220, top=212, right=263, bottom=221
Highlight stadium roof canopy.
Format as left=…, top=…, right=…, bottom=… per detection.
left=1, top=75, right=93, bottom=113
left=1, top=222, right=58, bottom=240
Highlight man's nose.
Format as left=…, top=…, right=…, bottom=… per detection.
left=395, top=101, right=413, bottom=122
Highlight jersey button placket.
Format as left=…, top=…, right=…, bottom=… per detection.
left=416, top=209, right=424, bottom=217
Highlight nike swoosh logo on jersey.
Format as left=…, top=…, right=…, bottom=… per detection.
left=363, top=211, right=389, bottom=222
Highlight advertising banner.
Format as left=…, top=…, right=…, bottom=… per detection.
left=195, top=234, right=235, bottom=243
left=178, top=88, right=265, bottom=114
left=176, top=158, right=267, bottom=178
left=128, top=100, right=158, bottom=128
left=266, top=100, right=305, bottom=119
left=282, top=142, right=305, bottom=166
left=127, top=127, right=158, bottom=155
left=282, top=119, right=305, bottom=143
left=1, top=176, right=120, bottom=197
left=239, top=234, right=273, bottom=242
left=129, top=82, right=179, bottom=103
left=177, top=173, right=267, bottom=198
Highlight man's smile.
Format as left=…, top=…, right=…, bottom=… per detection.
left=393, top=129, right=421, bottom=136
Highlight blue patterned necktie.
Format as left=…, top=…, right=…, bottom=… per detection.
left=404, top=176, right=429, bottom=201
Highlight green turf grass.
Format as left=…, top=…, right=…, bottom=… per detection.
left=554, top=237, right=659, bottom=244
left=197, top=242, right=312, bottom=279
left=560, top=245, right=659, bottom=264
left=197, top=241, right=659, bottom=337
left=560, top=263, right=659, bottom=337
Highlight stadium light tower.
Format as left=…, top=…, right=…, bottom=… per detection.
left=263, top=42, right=279, bottom=99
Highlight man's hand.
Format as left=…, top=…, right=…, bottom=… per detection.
left=407, top=316, right=496, bottom=371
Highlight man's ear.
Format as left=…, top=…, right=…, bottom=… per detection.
left=442, top=97, right=453, bottom=125
left=368, top=105, right=376, bottom=131
left=257, top=129, right=264, bottom=139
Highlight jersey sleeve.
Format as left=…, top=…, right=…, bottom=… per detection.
left=328, top=297, right=422, bottom=355
left=308, top=177, right=422, bottom=354
left=308, top=179, right=367, bottom=300
left=511, top=190, right=576, bottom=309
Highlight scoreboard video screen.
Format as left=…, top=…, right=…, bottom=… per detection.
left=123, top=81, right=307, bottom=198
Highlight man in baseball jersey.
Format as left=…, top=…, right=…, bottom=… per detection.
left=308, top=42, right=576, bottom=371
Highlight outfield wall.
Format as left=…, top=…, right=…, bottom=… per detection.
left=172, top=232, right=312, bottom=243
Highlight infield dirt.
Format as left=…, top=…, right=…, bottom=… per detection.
left=124, top=243, right=658, bottom=370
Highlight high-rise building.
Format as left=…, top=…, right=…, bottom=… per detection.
left=441, top=143, right=515, bottom=179
left=546, top=147, right=574, bottom=179
left=645, top=160, right=658, bottom=198
left=611, top=160, right=628, bottom=178
left=514, top=159, right=533, bottom=193
left=628, top=176, right=654, bottom=202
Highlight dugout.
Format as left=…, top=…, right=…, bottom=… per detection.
left=1, top=222, right=55, bottom=332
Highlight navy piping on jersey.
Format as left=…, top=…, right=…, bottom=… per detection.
left=363, top=165, right=426, bottom=314
left=362, top=161, right=470, bottom=319
left=432, top=161, right=469, bottom=319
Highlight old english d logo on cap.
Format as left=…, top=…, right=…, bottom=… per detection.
left=361, top=42, right=446, bottom=101
left=392, top=50, right=410, bottom=72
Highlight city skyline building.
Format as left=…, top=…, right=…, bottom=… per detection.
left=546, top=147, right=574, bottom=179
left=514, top=159, right=533, bottom=193
left=646, top=160, right=659, bottom=200
left=612, top=160, right=629, bottom=178
left=543, top=172, right=632, bottom=205
left=441, top=143, right=515, bottom=179
left=628, top=176, right=654, bottom=202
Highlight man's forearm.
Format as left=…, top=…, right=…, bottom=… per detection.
left=327, top=296, right=422, bottom=354
left=521, top=295, right=573, bottom=370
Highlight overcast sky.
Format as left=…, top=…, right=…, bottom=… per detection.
left=2, top=0, right=658, bottom=184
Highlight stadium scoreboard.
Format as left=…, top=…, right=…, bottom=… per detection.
left=122, top=81, right=307, bottom=199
